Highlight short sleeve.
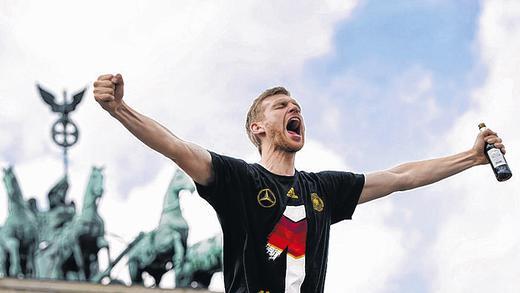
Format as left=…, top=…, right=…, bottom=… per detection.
left=317, top=171, right=365, bottom=224
left=195, top=151, right=250, bottom=211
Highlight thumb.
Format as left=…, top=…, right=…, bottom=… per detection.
left=111, top=73, right=124, bottom=85
left=112, top=73, right=125, bottom=100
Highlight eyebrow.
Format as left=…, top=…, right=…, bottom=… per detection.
left=272, top=98, right=301, bottom=111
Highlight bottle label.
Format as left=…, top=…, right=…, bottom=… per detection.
left=487, top=148, right=506, bottom=168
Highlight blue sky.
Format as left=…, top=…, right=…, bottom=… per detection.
left=321, top=1, right=479, bottom=76
left=1, top=0, right=519, bottom=291
left=299, top=2, right=481, bottom=291
left=302, top=0, right=482, bottom=170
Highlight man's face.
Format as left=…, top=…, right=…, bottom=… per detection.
left=255, top=94, right=305, bottom=153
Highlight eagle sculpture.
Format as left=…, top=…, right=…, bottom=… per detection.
left=37, top=84, right=86, bottom=114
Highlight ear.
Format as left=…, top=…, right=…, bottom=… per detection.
left=250, top=121, right=265, bottom=136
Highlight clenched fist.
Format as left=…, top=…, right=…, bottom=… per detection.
left=93, top=73, right=125, bottom=114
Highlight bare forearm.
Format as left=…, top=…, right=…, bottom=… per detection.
left=110, top=101, right=213, bottom=185
left=392, top=150, right=478, bottom=191
left=111, top=101, right=182, bottom=159
left=93, top=74, right=213, bottom=185
left=360, top=127, right=506, bottom=204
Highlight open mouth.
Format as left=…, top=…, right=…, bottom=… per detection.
left=286, top=117, right=301, bottom=136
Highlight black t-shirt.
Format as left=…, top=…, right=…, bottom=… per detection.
left=195, top=151, right=365, bottom=293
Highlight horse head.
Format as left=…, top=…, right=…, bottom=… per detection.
left=2, top=166, right=24, bottom=203
left=162, top=169, right=195, bottom=213
left=83, top=166, right=104, bottom=210
left=172, top=169, right=195, bottom=193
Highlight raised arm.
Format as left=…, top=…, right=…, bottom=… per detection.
left=93, top=73, right=213, bottom=185
left=358, top=128, right=506, bottom=204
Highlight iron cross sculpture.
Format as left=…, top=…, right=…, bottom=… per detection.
left=37, top=84, right=86, bottom=176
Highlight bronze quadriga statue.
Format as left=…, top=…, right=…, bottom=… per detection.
left=34, top=166, right=108, bottom=281
left=0, top=164, right=224, bottom=289
left=126, top=169, right=195, bottom=287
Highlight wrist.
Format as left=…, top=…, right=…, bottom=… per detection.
left=466, top=148, right=482, bottom=167
left=109, top=101, right=126, bottom=119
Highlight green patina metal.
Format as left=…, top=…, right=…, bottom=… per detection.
left=0, top=166, right=38, bottom=278
left=0, top=225, right=6, bottom=277
left=126, top=169, right=194, bottom=287
left=0, top=81, right=224, bottom=287
left=76, top=167, right=109, bottom=280
left=37, top=84, right=85, bottom=177
left=47, top=176, right=71, bottom=210
left=34, top=166, right=108, bottom=281
left=176, top=234, right=223, bottom=289
left=37, top=176, right=76, bottom=249
left=0, top=164, right=223, bottom=288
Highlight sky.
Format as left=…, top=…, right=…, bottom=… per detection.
left=0, top=0, right=518, bottom=292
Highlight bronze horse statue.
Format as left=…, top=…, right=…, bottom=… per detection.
left=0, top=166, right=38, bottom=277
left=176, top=234, right=223, bottom=288
left=0, top=225, right=7, bottom=277
left=75, top=166, right=109, bottom=280
left=127, top=169, right=195, bottom=287
left=34, top=166, right=108, bottom=280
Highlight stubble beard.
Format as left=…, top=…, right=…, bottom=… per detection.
left=269, top=129, right=303, bottom=154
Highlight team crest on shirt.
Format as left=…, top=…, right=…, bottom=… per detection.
left=311, top=193, right=324, bottom=212
left=286, top=187, right=298, bottom=199
left=257, top=188, right=276, bottom=208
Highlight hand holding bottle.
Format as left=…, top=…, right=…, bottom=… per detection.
left=475, top=123, right=512, bottom=181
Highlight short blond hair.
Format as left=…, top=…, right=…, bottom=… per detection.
left=245, top=87, right=291, bottom=154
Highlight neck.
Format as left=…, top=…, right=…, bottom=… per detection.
left=8, top=197, right=24, bottom=213
left=83, top=192, right=98, bottom=213
left=8, top=196, right=31, bottom=218
left=162, top=189, right=182, bottom=214
left=260, top=147, right=296, bottom=176
left=83, top=201, right=96, bottom=212
left=162, top=207, right=182, bottom=216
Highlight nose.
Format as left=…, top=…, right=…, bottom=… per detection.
left=288, top=104, right=300, bottom=114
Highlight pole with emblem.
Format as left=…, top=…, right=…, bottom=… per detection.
left=37, top=84, right=86, bottom=177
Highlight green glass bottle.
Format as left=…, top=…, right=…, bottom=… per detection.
left=478, top=123, right=512, bottom=181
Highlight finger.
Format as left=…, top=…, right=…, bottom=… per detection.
left=484, top=136, right=502, bottom=144
left=494, top=142, right=505, bottom=149
left=111, top=73, right=124, bottom=85
left=94, top=93, right=114, bottom=103
left=480, top=128, right=497, bottom=137
left=93, top=87, right=114, bottom=95
left=93, top=80, right=115, bottom=89
left=97, top=74, right=114, bottom=81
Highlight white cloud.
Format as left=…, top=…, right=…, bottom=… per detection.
left=430, top=1, right=520, bottom=292
left=2, top=0, right=399, bottom=290
left=2, top=2, right=460, bottom=290
left=297, top=141, right=407, bottom=293
left=0, top=0, right=359, bottom=194
left=0, top=0, right=361, bottom=209
left=327, top=200, right=407, bottom=293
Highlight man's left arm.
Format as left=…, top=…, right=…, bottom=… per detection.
left=358, top=128, right=506, bottom=204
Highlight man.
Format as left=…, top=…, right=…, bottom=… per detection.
left=93, top=73, right=507, bottom=292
